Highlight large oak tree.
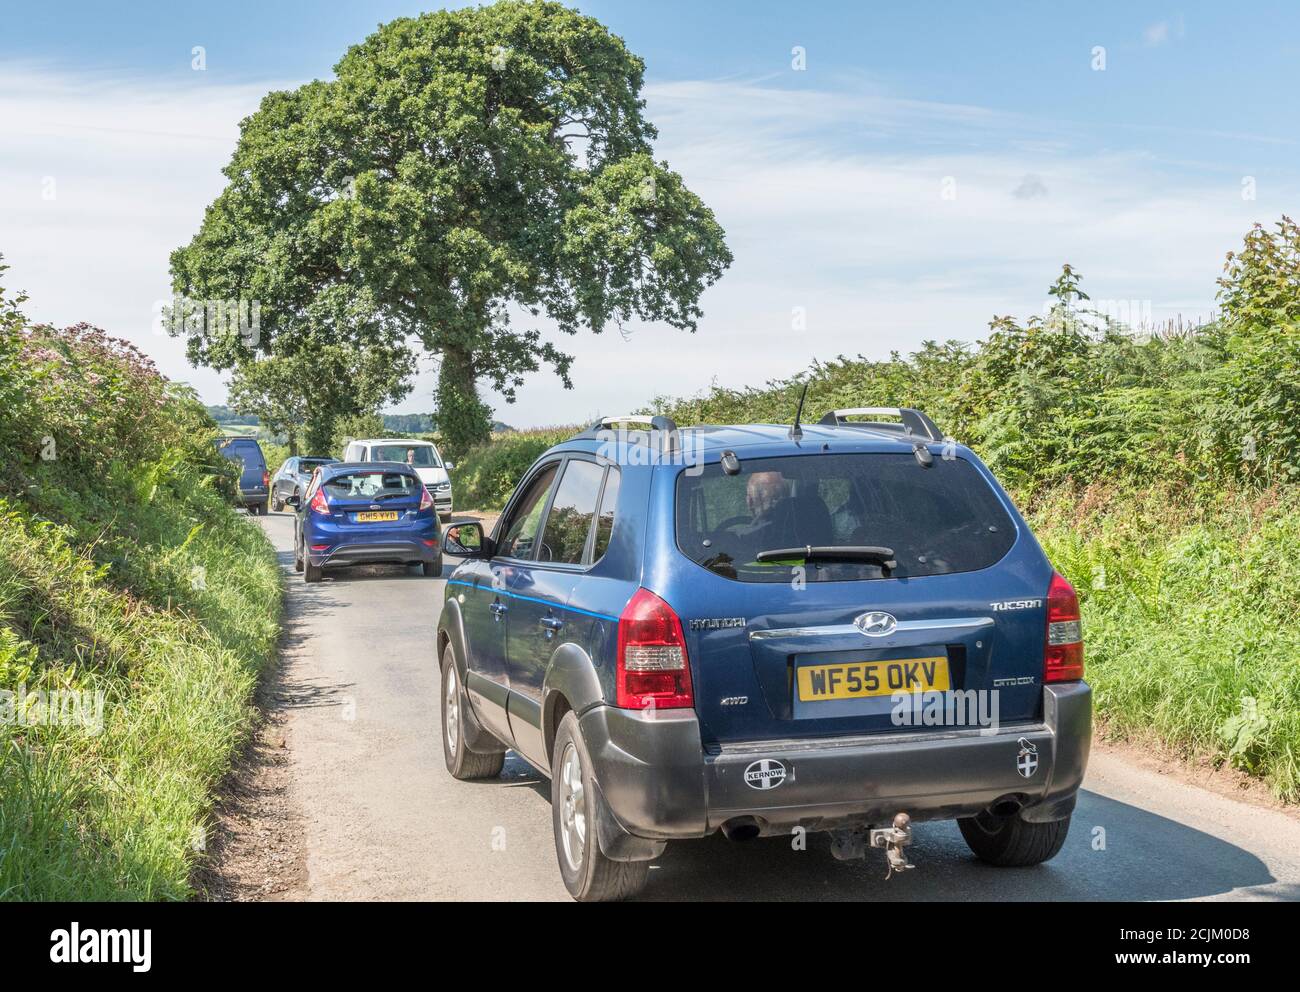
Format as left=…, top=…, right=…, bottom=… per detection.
left=170, top=0, right=732, bottom=454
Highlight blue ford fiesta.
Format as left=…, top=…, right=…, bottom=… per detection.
left=289, top=461, right=442, bottom=582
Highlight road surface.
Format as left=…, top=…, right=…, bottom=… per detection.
left=247, top=512, right=1300, bottom=901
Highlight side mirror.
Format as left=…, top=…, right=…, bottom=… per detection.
left=284, top=494, right=301, bottom=509
left=444, top=520, right=491, bottom=558
left=444, top=462, right=455, bottom=471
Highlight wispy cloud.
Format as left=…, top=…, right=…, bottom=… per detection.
left=1143, top=15, right=1186, bottom=47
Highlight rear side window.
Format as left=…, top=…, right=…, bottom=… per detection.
left=322, top=470, right=418, bottom=500
left=675, top=452, right=1015, bottom=583
left=499, top=464, right=559, bottom=559
left=592, top=468, right=620, bottom=562
left=539, top=460, right=605, bottom=565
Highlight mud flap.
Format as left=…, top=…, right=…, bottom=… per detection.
left=591, top=778, right=667, bottom=863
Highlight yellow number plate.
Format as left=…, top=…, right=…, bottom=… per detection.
left=797, top=657, right=950, bottom=701
left=355, top=511, right=399, bottom=522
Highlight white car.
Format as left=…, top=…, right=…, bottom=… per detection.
left=341, top=438, right=454, bottom=519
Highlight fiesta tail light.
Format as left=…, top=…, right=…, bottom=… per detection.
left=616, top=588, right=694, bottom=710
left=309, top=488, right=330, bottom=516
left=419, top=486, right=434, bottom=512
left=1044, top=572, right=1084, bottom=682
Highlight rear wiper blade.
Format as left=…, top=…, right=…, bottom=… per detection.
left=755, top=545, right=898, bottom=570
left=373, top=491, right=413, bottom=501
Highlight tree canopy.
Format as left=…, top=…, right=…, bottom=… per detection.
left=169, top=0, right=732, bottom=454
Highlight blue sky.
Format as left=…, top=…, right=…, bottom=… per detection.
left=3, top=1, right=1298, bottom=425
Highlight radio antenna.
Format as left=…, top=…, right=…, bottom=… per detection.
left=788, top=382, right=809, bottom=440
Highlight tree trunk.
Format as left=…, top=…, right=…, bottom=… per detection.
left=437, top=344, right=492, bottom=458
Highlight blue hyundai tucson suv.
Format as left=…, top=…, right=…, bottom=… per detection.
left=437, top=409, right=1090, bottom=901
left=290, top=461, right=442, bottom=582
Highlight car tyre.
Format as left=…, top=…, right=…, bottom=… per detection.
left=293, top=533, right=304, bottom=573
left=422, top=559, right=442, bottom=578
left=271, top=493, right=284, bottom=512
left=958, top=810, right=1071, bottom=867
left=551, top=711, right=649, bottom=902
left=440, top=645, right=505, bottom=780
left=304, top=559, right=322, bottom=583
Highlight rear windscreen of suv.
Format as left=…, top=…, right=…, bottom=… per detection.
left=675, top=452, right=1016, bottom=582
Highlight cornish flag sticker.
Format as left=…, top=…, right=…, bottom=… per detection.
left=1016, top=737, right=1039, bottom=778
left=743, top=758, right=788, bottom=791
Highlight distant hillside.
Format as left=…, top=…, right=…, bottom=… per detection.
left=205, top=404, right=258, bottom=426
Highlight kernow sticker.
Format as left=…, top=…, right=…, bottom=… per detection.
left=50, top=923, right=151, bottom=973
left=743, top=758, right=788, bottom=790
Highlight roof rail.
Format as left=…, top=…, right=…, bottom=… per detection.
left=572, top=414, right=680, bottom=450
left=817, top=407, right=943, bottom=442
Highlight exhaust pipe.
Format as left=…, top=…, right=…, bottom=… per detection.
left=988, top=797, right=1024, bottom=818
left=721, top=816, right=761, bottom=842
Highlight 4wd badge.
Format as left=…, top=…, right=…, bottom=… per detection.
left=1016, top=737, right=1039, bottom=778
left=743, top=759, right=788, bottom=791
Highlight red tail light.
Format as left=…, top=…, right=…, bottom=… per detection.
left=262, top=470, right=270, bottom=488
left=419, top=486, right=434, bottom=512
left=1044, top=572, right=1084, bottom=682
left=309, top=488, right=330, bottom=516
left=615, top=588, right=693, bottom=710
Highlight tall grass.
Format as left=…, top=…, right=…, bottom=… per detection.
left=0, top=472, right=280, bottom=899
left=0, top=280, right=282, bottom=899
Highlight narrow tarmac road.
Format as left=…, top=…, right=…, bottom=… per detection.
left=251, top=512, right=1300, bottom=902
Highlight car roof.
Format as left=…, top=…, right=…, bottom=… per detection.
left=551, top=423, right=963, bottom=461
left=320, top=460, right=419, bottom=477
left=348, top=438, right=438, bottom=447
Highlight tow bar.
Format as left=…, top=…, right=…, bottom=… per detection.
left=829, top=812, right=915, bottom=879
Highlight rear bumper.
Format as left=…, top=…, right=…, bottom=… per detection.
left=581, top=682, right=1091, bottom=842
left=235, top=487, right=268, bottom=505
left=309, top=540, right=440, bottom=568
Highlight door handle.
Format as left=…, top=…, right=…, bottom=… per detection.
left=489, top=601, right=508, bottom=620
left=539, top=616, right=565, bottom=634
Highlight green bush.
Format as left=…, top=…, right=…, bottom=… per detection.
left=329, top=411, right=387, bottom=459
left=1033, top=486, right=1300, bottom=800
left=453, top=427, right=579, bottom=510
left=0, top=274, right=281, bottom=899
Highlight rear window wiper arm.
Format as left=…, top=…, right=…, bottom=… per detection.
left=755, top=545, right=898, bottom=570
